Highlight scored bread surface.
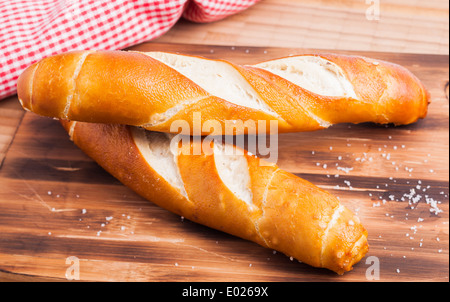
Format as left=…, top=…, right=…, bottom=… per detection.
left=17, top=50, right=429, bottom=135
left=62, top=120, right=369, bottom=274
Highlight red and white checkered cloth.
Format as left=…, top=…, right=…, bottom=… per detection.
left=0, top=0, right=260, bottom=100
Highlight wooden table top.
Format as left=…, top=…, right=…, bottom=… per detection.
left=154, top=0, right=449, bottom=55
left=0, top=0, right=448, bottom=282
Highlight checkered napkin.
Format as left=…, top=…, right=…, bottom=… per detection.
left=0, top=0, right=260, bottom=100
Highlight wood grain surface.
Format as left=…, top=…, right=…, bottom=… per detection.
left=154, top=0, right=449, bottom=55
left=0, top=43, right=448, bottom=282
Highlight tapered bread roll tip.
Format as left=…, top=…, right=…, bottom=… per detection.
left=60, top=120, right=369, bottom=274
left=18, top=50, right=429, bottom=135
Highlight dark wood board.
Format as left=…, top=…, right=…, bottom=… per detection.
left=0, top=43, right=448, bottom=282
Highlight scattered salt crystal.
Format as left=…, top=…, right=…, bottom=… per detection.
left=337, top=167, right=353, bottom=173
left=81, top=209, right=87, bottom=214
left=106, top=216, right=113, bottom=221
left=47, top=191, right=52, bottom=195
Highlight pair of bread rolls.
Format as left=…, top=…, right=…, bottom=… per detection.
left=17, top=50, right=429, bottom=274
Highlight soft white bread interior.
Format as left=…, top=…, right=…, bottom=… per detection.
left=146, top=51, right=278, bottom=117
left=213, top=141, right=254, bottom=207
left=253, top=56, right=358, bottom=98
left=132, top=129, right=188, bottom=198
left=62, top=120, right=369, bottom=274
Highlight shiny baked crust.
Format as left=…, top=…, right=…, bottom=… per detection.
left=60, top=120, right=369, bottom=274
left=18, top=50, right=429, bottom=135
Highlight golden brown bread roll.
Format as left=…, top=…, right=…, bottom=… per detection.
left=60, top=119, right=369, bottom=274
left=18, top=50, right=429, bottom=135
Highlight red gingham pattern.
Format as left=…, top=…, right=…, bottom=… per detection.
left=0, top=0, right=260, bottom=100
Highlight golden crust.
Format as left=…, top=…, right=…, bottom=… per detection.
left=19, top=51, right=429, bottom=135
left=61, top=120, right=369, bottom=274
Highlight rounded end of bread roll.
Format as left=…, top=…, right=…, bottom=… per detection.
left=17, top=51, right=93, bottom=119
left=17, top=62, right=39, bottom=112
left=384, top=61, right=430, bottom=125
left=321, top=206, right=369, bottom=274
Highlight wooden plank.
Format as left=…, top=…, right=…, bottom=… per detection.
left=154, top=0, right=449, bottom=55
left=0, top=43, right=448, bottom=281
left=0, top=96, right=25, bottom=168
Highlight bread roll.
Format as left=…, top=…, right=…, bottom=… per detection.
left=60, top=120, right=369, bottom=274
left=17, top=50, right=429, bottom=135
